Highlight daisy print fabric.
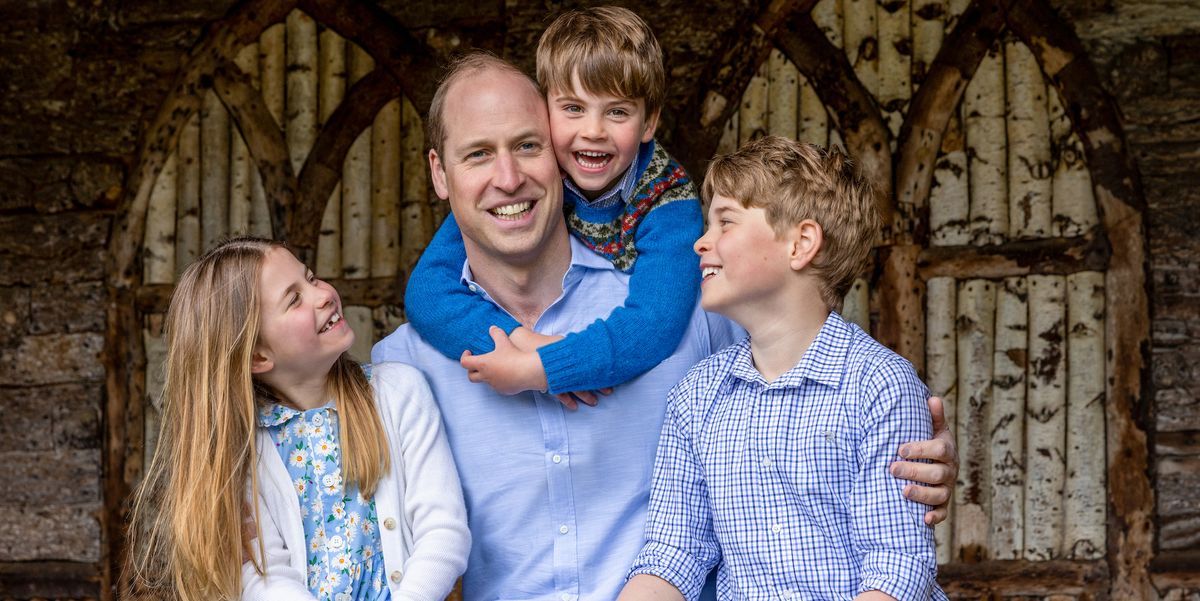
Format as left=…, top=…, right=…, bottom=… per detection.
left=260, top=403, right=391, bottom=601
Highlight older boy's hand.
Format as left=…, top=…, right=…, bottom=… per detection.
left=461, top=326, right=550, bottom=395
left=889, top=396, right=958, bottom=525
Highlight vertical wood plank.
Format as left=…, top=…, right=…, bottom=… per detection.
left=925, top=276, right=957, bottom=565
left=344, top=305, right=374, bottom=365
left=175, top=114, right=201, bottom=274
left=229, top=43, right=257, bottom=237
left=286, top=10, right=319, bottom=174
left=144, top=152, right=178, bottom=284
left=317, top=28, right=346, bottom=277
left=842, top=278, right=870, bottom=332
left=843, top=0, right=879, bottom=95
left=371, top=99, right=402, bottom=278
left=342, top=46, right=374, bottom=279
left=767, top=50, right=799, bottom=139
left=739, top=62, right=769, bottom=145
left=1048, top=89, right=1098, bottom=237
left=798, top=75, right=829, bottom=147
left=1065, top=271, right=1106, bottom=559
left=200, top=90, right=230, bottom=251
left=1005, top=37, right=1052, bottom=239
left=400, top=96, right=432, bottom=274
left=257, top=23, right=286, bottom=238
left=813, top=0, right=844, bottom=48
left=877, top=0, right=911, bottom=139
left=717, top=111, right=739, bottom=156
left=991, top=276, right=1028, bottom=559
left=911, top=0, right=945, bottom=89
left=930, top=108, right=970, bottom=245
left=1025, top=274, right=1067, bottom=560
left=955, top=278, right=994, bottom=561
left=963, top=42, right=1007, bottom=246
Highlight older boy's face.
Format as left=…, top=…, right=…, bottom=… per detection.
left=428, top=69, right=564, bottom=266
left=694, top=194, right=795, bottom=320
left=546, top=72, right=658, bottom=199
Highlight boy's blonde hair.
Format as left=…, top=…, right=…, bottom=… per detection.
left=125, top=237, right=389, bottom=601
left=702, top=135, right=880, bottom=310
left=427, top=51, right=539, bottom=157
left=536, top=6, right=666, bottom=116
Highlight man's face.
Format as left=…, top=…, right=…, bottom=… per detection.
left=428, top=69, right=564, bottom=267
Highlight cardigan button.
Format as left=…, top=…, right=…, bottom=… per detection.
left=390, top=570, right=403, bottom=583
left=383, top=517, right=397, bottom=530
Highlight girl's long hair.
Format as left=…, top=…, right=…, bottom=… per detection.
left=124, top=237, right=389, bottom=601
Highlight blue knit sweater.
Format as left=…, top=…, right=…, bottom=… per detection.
left=403, top=140, right=702, bottom=394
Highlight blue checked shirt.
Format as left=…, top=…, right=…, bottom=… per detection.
left=629, top=312, right=947, bottom=601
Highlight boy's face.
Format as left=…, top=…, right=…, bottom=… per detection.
left=694, top=194, right=796, bottom=320
left=547, top=72, right=658, bottom=199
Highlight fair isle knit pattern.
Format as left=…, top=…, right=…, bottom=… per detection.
left=565, top=143, right=697, bottom=272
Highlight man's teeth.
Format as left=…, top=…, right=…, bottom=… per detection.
left=320, top=312, right=342, bottom=333
left=702, top=266, right=722, bottom=279
left=490, top=201, right=532, bottom=220
left=575, top=151, right=611, bottom=169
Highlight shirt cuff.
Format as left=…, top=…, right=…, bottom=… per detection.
left=858, top=550, right=937, bottom=600
left=626, top=542, right=709, bottom=601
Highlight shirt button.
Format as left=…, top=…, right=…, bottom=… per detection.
left=468, top=284, right=478, bottom=293
left=772, top=523, right=783, bottom=533
left=552, top=454, right=562, bottom=464
left=762, top=457, right=773, bottom=468
left=390, top=570, right=402, bottom=583
left=383, top=518, right=396, bottom=530
left=559, top=525, right=569, bottom=534
left=560, top=594, right=571, bottom=601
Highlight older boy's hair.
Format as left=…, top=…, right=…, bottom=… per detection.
left=702, top=135, right=880, bottom=310
left=426, top=51, right=540, bottom=156
left=536, top=6, right=666, bottom=116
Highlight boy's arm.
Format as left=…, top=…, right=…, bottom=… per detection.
left=852, top=359, right=941, bottom=600
left=404, top=214, right=522, bottom=359
left=625, top=386, right=720, bottom=601
left=619, top=575, right=686, bottom=601
left=537, top=198, right=703, bottom=394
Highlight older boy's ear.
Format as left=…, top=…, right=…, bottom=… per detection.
left=251, top=349, right=274, bottom=375
left=789, top=219, right=823, bottom=272
left=640, top=108, right=661, bottom=143
left=428, top=149, right=450, bottom=200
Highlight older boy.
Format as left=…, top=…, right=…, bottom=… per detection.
left=621, top=137, right=948, bottom=601
left=404, top=7, right=702, bottom=402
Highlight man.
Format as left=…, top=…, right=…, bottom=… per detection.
left=372, top=53, right=957, bottom=601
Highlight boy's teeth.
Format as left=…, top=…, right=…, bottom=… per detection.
left=702, top=266, right=722, bottom=279
left=575, top=151, right=611, bottom=169
left=490, top=201, right=532, bottom=220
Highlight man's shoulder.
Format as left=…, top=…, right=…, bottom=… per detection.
left=670, top=338, right=745, bottom=403
left=370, top=323, right=423, bottom=365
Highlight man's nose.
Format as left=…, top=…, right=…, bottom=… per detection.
left=492, top=152, right=523, bottom=193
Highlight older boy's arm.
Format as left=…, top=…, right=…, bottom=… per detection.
left=852, top=362, right=941, bottom=600
left=890, top=396, right=959, bottom=524
left=619, top=575, right=686, bottom=601
left=854, top=592, right=898, bottom=601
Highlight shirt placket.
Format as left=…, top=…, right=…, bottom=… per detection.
left=534, top=391, right=580, bottom=600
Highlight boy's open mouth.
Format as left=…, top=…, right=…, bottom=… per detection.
left=574, top=151, right=612, bottom=170
left=702, top=266, right=722, bottom=281
left=489, top=201, right=533, bottom=221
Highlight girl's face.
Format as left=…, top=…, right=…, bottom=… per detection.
left=253, top=247, right=353, bottom=382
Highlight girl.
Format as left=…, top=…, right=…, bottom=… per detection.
left=125, top=237, right=469, bottom=601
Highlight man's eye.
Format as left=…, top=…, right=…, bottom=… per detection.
left=466, top=150, right=488, bottom=160
left=518, top=142, right=540, bottom=152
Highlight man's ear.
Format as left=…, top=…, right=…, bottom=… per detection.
left=789, top=219, right=824, bottom=272
left=640, top=107, right=661, bottom=143
left=429, top=148, right=450, bottom=200
left=250, top=349, right=274, bottom=375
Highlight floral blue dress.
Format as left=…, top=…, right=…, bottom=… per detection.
left=259, top=402, right=391, bottom=601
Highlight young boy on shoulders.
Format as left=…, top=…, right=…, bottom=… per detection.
left=620, top=136, right=948, bottom=601
left=405, top=6, right=702, bottom=402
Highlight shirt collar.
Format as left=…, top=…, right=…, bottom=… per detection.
left=256, top=401, right=336, bottom=428
left=729, top=311, right=852, bottom=390
left=459, top=235, right=617, bottom=296
left=561, top=140, right=653, bottom=209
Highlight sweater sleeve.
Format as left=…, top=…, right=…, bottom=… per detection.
left=403, top=213, right=522, bottom=359
left=241, top=490, right=318, bottom=601
left=537, top=198, right=703, bottom=394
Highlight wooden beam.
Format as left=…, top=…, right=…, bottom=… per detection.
left=939, top=559, right=1109, bottom=596
left=135, top=276, right=406, bottom=315
left=1005, top=0, right=1154, bottom=597
left=0, top=561, right=101, bottom=599
left=917, top=227, right=1109, bottom=279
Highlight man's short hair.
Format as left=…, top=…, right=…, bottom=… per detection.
left=702, top=135, right=880, bottom=310
left=426, top=51, right=540, bottom=157
left=536, top=6, right=666, bottom=117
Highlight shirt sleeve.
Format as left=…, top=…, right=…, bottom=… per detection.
left=626, top=382, right=719, bottom=601
left=852, top=358, right=939, bottom=599
left=403, top=213, right=522, bottom=359
left=537, top=197, right=703, bottom=393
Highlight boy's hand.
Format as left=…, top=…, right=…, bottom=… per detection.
left=889, top=396, right=959, bottom=525
left=509, top=326, right=564, bottom=352
left=461, top=326, right=550, bottom=395
left=553, top=387, right=614, bottom=410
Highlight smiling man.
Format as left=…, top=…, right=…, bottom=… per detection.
left=371, top=52, right=957, bottom=601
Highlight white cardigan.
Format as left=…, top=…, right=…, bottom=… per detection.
left=242, top=362, right=471, bottom=601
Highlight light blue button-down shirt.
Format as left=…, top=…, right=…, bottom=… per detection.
left=372, top=236, right=740, bottom=601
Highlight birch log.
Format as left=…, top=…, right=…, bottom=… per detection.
left=287, top=11, right=318, bottom=174
left=176, top=114, right=201, bottom=274
left=317, top=28, right=346, bottom=278
left=1064, top=271, right=1106, bottom=559
left=1049, top=89, right=1098, bottom=237
left=843, top=0, right=878, bottom=95
left=930, top=108, right=970, bottom=245
left=955, top=278, right=995, bottom=561
left=912, top=0, right=945, bottom=88
left=925, top=276, right=957, bottom=564
left=842, top=279, right=870, bottom=332
left=964, top=42, right=1007, bottom=246
left=1025, top=274, right=1067, bottom=561
left=144, top=152, right=178, bottom=284
left=200, top=90, right=230, bottom=251
left=991, top=276, right=1028, bottom=559
left=342, top=46, right=374, bottom=279
left=344, top=305, right=374, bottom=364
left=798, top=75, right=829, bottom=147
left=1005, top=37, right=1052, bottom=239
left=371, top=99, right=402, bottom=278
left=374, top=304, right=407, bottom=342
left=717, top=111, right=739, bottom=156
left=256, top=22, right=285, bottom=238
left=229, top=44, right=257, bottom=236
left=143, top=315, right=167, bottom=468
left=813, top=0, right=844, bottom=48
left=947, top=0, right=970, bottom=28
left=739, top=63, right=769, bottom=144
left=400, top=96, right=431, bottom=273
left=877, top=0, right=911, bottom=139
left=767, top=50, right=799, bottom=139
